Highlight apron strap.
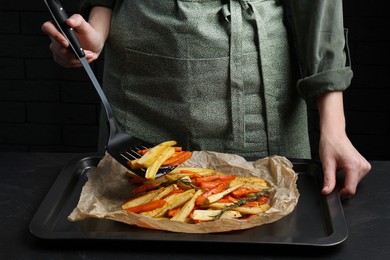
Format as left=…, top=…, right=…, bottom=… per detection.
left=226, top=0, right=245, bottom=147
left=246, top=2, right=281, bottom=155
left=222, top=0, right=280, bottom=154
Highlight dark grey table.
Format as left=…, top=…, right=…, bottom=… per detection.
left=0, top=152, right=388, bottom=259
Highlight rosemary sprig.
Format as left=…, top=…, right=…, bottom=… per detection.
left=213, top=188, right=272, bottom=220
left=159, top=178, right=198, bottom=189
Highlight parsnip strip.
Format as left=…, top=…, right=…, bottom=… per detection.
left=171, top=189, right=203, bottom=222
left=145, top=147, right=175, bottom=179
left=203, top=184, right=243, bottom=205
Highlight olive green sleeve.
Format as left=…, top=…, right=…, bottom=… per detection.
left=79, top=0, right=115, bottom=18
left=286, top=0, right=353, bottom=102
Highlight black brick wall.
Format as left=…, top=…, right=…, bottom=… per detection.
left=0, top=0, right=389, bottom=160
left=0, top=0, right=101, bottom=152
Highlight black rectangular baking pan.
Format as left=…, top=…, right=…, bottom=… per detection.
left=29, top=153, right=348, bottom=246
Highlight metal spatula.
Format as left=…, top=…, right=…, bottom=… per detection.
left=44, top=0, right=175, bottom=178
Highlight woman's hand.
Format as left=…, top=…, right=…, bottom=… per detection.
left=319, top=128, right=371, bottom=199
left=317, top=92, right=371, bottom=199
left=41, top=7, right=111, bottom=67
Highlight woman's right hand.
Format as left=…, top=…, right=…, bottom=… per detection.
left=41, top=14, right=103, bottom=68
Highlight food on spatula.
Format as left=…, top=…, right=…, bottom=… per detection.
left=127, top=140, right=193, bottom=180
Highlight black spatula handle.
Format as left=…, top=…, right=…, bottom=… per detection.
left=44, top=0, right=85, bottom=58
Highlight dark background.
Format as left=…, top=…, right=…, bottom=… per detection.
left=0, top=0, right=389, bottom=160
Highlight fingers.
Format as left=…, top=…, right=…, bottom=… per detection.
left=338, top=171, right=358, bottom=199
left=43, top=28, right=79, bottom=67
left=41, top=21, right=68, bottom=47
left=321, top=159, right=337, bottom=196
left=322, top=154, right=372, bottom=199
left=83, top=50, right=98, bottom=61
left=66, top=14, right=90, bottom=34
left=42, top=15, right=96, bottom=67
left=339, top=159, right=371, bottom=199
left=50, top=43, right=81, bottom=68
left=42, top=20, right=76, bottom=66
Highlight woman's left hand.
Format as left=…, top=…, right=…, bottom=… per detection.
left=316, top=91, right=371, bottom=199
left=319, top=132, right=371, bottom=199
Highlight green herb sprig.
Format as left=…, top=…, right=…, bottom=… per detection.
left=213, top=188, right=272, bottom=220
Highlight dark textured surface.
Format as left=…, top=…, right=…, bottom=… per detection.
left=0, top=152, right=388, bottom=259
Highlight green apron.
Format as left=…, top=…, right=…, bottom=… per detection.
left=95, top=0, right=311, bottom=159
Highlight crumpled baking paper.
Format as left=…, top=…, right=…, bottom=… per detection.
left=68, top=151, right=299, bottom=233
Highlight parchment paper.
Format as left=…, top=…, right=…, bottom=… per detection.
left=68, top=151, right=299, bottom=233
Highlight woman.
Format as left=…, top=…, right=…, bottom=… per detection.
left=42, top=0, right=371, bottom=198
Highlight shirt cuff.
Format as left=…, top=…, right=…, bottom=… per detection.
left=297, top=67, right=353, bottom=103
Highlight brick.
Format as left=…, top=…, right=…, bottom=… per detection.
left=343, top=0, right=358, bottom=17
left=344, top=17, right=389, bottom=43
left=348, top=89, right=390, bottom=111
left=357, top=0, right=390, bottom=17
left=356, top=43, right=390, bottom=65
left=0, top=80, right=60, bottom=102
left=63, top=125, right=99, bottom=147
left=21, top=12, right=51, bottom=35
left=0, top=102, right=26, bottom=122
left=0, top=11, right=19, bottom=34
left=0, top=35, right=51, bottom=58
left=0, top=144, right=29, bottom=152
left=0, top=58, right=24, bottom=79
left=61, top=82, right=100, bottom=104
left=27, top=103, right=97, bottom=125
left=351, top=66, right=389, bottom=88
left=349, top=134, right=390, bottom=160
left=0, top=124, right=61, bottom=145
left=0, top=0, right=81, bottom=12
left=25, top=59, right=91, bottom=81
left=346, top=111, right=390, bottom=135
